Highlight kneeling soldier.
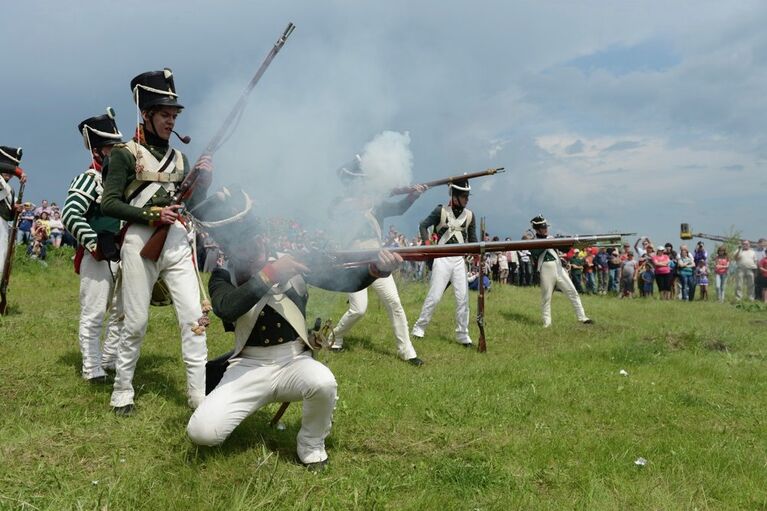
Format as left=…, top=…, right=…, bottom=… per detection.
left=186, top=191, right=402, bottom=470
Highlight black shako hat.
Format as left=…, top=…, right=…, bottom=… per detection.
left=0, top=146, right=22, bottom=173
left=449, top=178, right=471, bottom=195
left=336, top=154, right=365, bottom=183
left=192, top=187, right=260, bottom=252
left=131, top=68, right=184, bottom=111
left=530, top=215, right=548, bottom=229
left=78, top=108, right=123, bottom=150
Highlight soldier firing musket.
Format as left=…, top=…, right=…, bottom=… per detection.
left=186, top=188, right=404, bottom=472
left=328, top=147, right=426, bottom=366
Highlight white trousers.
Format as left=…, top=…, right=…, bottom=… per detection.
left=540, top=260, right=588, bottom=327
left=79, top=252, right=123, bottom=379
left=111, top=222, right=207, bottom=408
left=0, top=221, right=8, bottom=282
left=332, top=275, right=417, bottom=360
left=735, top=266, right=755, bottom=301
left=412, top=256, right=471, bottom=344
left=187, top=341, right=337, bottom=464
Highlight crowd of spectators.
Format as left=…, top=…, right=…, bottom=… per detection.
left=15, top=199, right=76, bottom=260
left=379, top=225, right=767, bottom=304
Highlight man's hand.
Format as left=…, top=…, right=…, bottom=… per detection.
left=193, top=155, right=213, bottom=189
left=265, top=254, right=310, bottom=284
left=375, top=249, right=403, bottom=273
left=159, top=204, right=184, bottom=225
left=408, top=184, right=428, bottom=199
left=194, top=154, right=213, bottom=172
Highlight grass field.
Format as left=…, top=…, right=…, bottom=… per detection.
left=1, top=248, right=766, bottom=510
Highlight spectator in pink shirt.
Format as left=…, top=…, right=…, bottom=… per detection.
left=651, top=246, right=673, bottom=300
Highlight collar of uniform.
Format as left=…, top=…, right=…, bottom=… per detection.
left=141, top=125, right=170, bottom=149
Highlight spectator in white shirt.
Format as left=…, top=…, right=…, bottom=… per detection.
left=734, top=240, right=758, bottom=301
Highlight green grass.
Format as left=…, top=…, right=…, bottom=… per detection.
left=1, top=249, right=766, bottom=510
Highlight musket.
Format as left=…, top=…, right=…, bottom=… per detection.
left=559, top=233, right=636, bottom=249
left=140, top=22, right=296, bottom=261
left=477, top=217, right=487, bottom=353
left=388, top=167, right=505, bottom=196
left=0, top=179, right=25, bottom=315
left=324, top=235, right=624, bottom=268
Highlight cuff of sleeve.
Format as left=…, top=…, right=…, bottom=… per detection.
left=260, top=264, right=277, bottom=287
left=144, top=206, right=163, bottom=227
left=242, top=272, right=273, bottom=298
left=14, top=167, right=24, bottom=178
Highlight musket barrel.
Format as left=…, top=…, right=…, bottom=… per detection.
left=330, top=234, right=623, bottom=267
left=389, top=167, right=505, bottom=196
left=204, top=22, right=295, bottom=156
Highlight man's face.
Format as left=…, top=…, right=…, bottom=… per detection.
left=535, top=226, right=548, bottom=237
left=743, top=240, right=750, bottom=250
left=143, top=106, right=180, bottom=140
left=42, top=200, right=48, bottom=207
left=0, top=172, right=11, bottom=182
left=230, top=235, right=268, bottom=272
left=101, top=145, right=115, bottom=157
left=453, top=193, right=469, bottom=208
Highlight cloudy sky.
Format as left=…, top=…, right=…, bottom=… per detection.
left=2, top=1, right=764, bottom=245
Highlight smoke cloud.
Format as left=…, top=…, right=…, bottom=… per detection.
left=358, top=130, right=413, bottom=197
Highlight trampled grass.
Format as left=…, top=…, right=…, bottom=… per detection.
left=1, top=249, right=766, bottom=510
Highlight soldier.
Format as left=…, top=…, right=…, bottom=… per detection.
left=62, top=109, right=125, bottom=383
left=529, top=215, right=592, bottom=327
left=186, top=190, right=403, bottom=471
left=101, top=68, right=211, bottom=415
left=329, top=156, right=425, bottom=365
left=411, top=179, right=477, bottom=347
left=1, top=146, right=27, bottom=281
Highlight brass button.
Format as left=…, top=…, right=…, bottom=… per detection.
left=264, top=339, right=270, bottom=344
left=277, top=337, right=283, bottom=343
left=260, top=325, right=266, bottom=331
left=260, top=311, right=265, bottom=317
left=276, top=322, right=281, bottom=327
